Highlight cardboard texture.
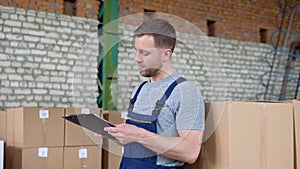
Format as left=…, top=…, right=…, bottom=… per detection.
left=102, top=110, right=124, bottom=169
left=64, top=108, right=102, bottom=146
left=185, top=102, right=294, bottom=169
left=0, top=141, right=3, bottom=169
left=292, top=100, right=300, bottom=169
left=6, top=107, right=64, bottom=148
left=0, top=111, right=6, bottom=141
left=64, top=146, right=102, bottom=169
left=102, top=149, right=121, bottom=169
left=6, top=146, right=63, bottom=169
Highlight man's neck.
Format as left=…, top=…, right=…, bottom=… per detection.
left=150, top=69, right=174, bottom=83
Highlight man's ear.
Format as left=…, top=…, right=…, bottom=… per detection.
left=162, top=49, right=172, bottom=61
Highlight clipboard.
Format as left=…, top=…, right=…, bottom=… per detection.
left=63, top=113, right=116, bottom=141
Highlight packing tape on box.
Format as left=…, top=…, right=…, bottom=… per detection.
left=39, top=109, right=49, bottom=146
left=81, top=108, right=93, bottom=145
left=81, top=108, right=90, bottom=144
left=39, top=147, right=48, bottom=169
left=79, top=148, right=88, bottom=169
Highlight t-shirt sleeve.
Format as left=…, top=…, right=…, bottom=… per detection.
left=175, top=82, right=205, bottom=131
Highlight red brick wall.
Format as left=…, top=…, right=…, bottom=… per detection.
left=1, top=0, right=299, bottom=45
left=0, top=0, right=101, bottom=19
left=119, top=0, right=300, bottom=45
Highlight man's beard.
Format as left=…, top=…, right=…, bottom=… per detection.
left=140, top=68, right=160, bottom=77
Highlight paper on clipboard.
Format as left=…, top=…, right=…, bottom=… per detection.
left=63, top=113, right=117, bottom=141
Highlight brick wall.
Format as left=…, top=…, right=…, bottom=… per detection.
left=116, top=22, right=300, bottom=110
left=0, top=1, right=299, bottom=110
left=119, top=0, right=300, bottom=45
left=0, top=0, right=101, bottom=19
left=0, top=5, right=99, bottom=109
left=1, top=0, right=299, bottom=44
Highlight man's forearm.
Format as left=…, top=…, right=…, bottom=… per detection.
left=136, top=129, right=202, bottom=164
left=104, top=123, right=203, bottom=164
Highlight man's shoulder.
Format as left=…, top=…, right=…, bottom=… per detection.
left=176, top=78, right=199, bottom=91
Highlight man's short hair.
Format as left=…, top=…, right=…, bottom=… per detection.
left=134, top=18, right=176, bottom=52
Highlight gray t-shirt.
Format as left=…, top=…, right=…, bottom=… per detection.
left=131, top=73, right=205, bottom=167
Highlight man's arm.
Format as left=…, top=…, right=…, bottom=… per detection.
left=104, top=124, right=203, bottom=164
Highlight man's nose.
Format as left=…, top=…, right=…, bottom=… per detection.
left=135, top=53, right=142, bottom=63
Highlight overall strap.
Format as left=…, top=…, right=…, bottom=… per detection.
left=154, top=77, right=187, bottom=112
left=129, top=81, right=148, bottom=107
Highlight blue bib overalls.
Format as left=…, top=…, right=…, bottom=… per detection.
left=119, top=77, right=186, bottom=169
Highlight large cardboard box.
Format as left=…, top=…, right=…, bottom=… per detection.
left=6, top=146, right=63, bottom=169
left=102, top=110, right=124, bottom=169
left=292, top=100, right=300, bottom=169
left=6, top=107, right=64, bottom=148
left=0, top=111, right=6, bottom=141
left=0, top=140, right=3, bottom=169
left=64, top=146, right=102, bottom=169
left=185, top=102, right=294, bottom=169
left=64, top=108, right=102, bottom=146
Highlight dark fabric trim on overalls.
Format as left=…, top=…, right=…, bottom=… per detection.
left=120, top=77, right=186, bottom=169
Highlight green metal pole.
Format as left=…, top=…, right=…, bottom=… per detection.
left=97, top=3, right=104, bottom=107
left=102, top=0, right=118, bottom=110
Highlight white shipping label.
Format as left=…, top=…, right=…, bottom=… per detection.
left=81, top=108, right=90, bottom=114
left=121, top=111, right=128, bottom=119
left=78, top=148, right=88, bottom=159
left=38, top=147, right=48, bottom=158
left=39, top=110, right=49, bottom=119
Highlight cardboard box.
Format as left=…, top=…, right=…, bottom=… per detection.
left=185, top=102, right=294, bottom=169
left=64, top=146, right=102, bottom=169
left=292, top=100, right=300, bottom=169
left=102, top=149, right=122, bottom=169
left=64, top=108, right=102, bottom=146
left=102, top=110, right=124, bottom=169
left=6, top=146, right=63, bottom=169
left=0, top=140, right=3, bottom=169
left=0, top=111, right=6, bottom=141
left=6, top=107, right=64, bottom=148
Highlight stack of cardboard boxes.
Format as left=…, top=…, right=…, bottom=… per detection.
left=0, top=107, right=102, bottom=169
left=6, top=107, right=65, bottom=169
left=184, top=101, right=300, bottom=169
left=64, top=108, right=102, bottom=169
left=0, top=101, right=299, bottom=169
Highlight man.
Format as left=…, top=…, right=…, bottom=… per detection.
left=104, top=18, right=205, bottom=169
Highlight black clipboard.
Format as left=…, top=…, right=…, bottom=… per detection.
left=63, top=113, right=116, bottom=141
